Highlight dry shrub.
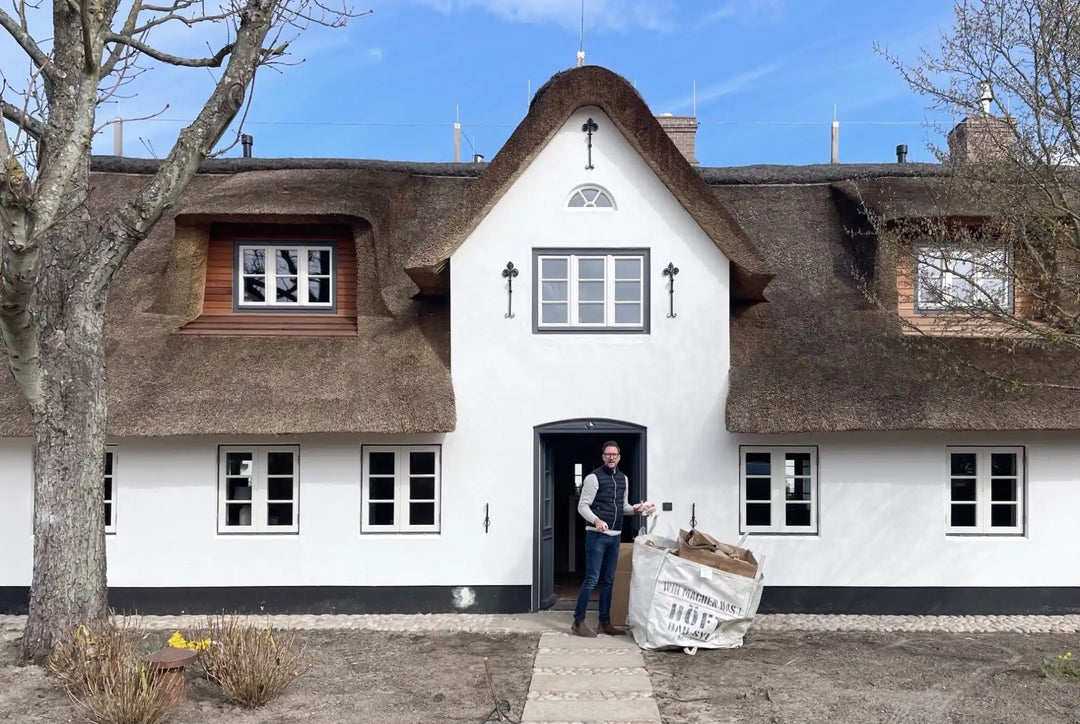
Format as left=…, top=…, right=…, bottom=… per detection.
left=194, top=617, right=307, bottom=708
left=47, top=618, right=175, bottom=724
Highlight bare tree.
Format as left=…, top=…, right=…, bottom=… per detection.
left=869, top=0, right=1080, bottom=384
left=0, top=0, right=359, bottom=663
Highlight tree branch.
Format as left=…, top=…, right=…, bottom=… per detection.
left=103, top=31, right=236, bottom=67
left=0, top=7, right=57, bottom=79
left=97, top=0, right=281, bottom=283
left=1, top=100, right=45, bottom=139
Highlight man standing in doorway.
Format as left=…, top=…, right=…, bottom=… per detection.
left=572, top=440, right=653, bottom=637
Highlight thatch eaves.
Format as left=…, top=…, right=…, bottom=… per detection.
left=403, top=65, right=774, bottom=302
left=719, top=175, right=1080, bottom=432
left=0, top=159, right=479, bottom=437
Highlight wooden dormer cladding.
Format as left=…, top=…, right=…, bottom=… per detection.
left=178, top=222, right=358, bottom=336
left=895, top=239, right=1034, bottom=337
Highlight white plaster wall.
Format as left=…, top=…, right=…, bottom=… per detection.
left=2, top=430, right=1079, bottom=590
left=687, top=430, right=1080, bottom=587
left=447, top=107, right=732, bottom=589
left=0, top=439, right=33, bottom=586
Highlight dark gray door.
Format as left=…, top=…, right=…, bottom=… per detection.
left=539, top=443, right=556, bottom=609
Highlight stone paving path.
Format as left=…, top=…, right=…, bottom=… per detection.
left=521, top=630, right=660, bottom=724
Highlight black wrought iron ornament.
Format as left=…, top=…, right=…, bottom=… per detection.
left=501, top=261, right=519, bottom=318
left=484, top=503, right=491, bottom=533
left=582, top=117, right=598, bottom=170
left=662, top=262, right=680, bottom=318
left=690, top=502, right=697, bottom=530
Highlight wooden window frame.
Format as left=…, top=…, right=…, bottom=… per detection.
left=567, top=185, right=616, bottom=210
left=946, top=446, right=1025, bottom=536
left=739, top=446, right=819, bottom=535
left=217, top=445, right=300, bottom=534
left=233, top=241, right=338, bottom=313
left=914, top=244, right=1014, bottom=315
left=533, top=248, right=649, bottom=333
left=361, top=445, right=442, bottom=534
left=104, top=447, right=116, bottom=535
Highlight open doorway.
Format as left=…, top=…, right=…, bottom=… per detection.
left=534, top=420, right=646, bottom=611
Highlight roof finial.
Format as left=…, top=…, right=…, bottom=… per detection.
left=577, top=0, right=586, bottom=67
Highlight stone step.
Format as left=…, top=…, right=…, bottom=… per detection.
left=529, top=672, right=653, bottom=693
left=520, top=698, right=661, bottom=722
left=533, top=651, right=646, bottom=668
left=540, top=631, right=637, bottom=649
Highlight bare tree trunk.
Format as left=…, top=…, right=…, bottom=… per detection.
left=19, top=222, right=109, bottom=665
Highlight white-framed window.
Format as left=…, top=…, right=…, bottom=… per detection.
left=235, top=243, right=335, bottom=310
left=104, top=448, right=116, bottom=534
left=567, top=185, right=615, bottom=209
left=218, top=446, right=299, bottom=533
left=946, top=447, right=1024, bottom=535
left=915, top=245, right=1012, bottom=313
left=534, top=249, right=648, bottom=331
left=361, top=445, right=441, bottom=533
left=740, top=446, right=818, bottom=534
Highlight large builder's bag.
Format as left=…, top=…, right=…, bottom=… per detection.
left=627, top=533, right=765, bottom=650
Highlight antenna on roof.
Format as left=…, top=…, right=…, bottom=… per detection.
left=577, top=0, right=586, bottom=67
left=454, top=104, right=461, bottom=163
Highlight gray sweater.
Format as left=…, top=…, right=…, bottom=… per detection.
left=577, top=469, right=637, bottom=536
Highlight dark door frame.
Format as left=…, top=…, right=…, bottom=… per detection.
left=532, top=418, right=647, bottom=611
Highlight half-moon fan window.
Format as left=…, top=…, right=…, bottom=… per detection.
left=568, top=186, right=614, bottom=209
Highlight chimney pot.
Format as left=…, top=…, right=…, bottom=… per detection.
left=655, top=114, right=698, bottom=165
left=241, top=134, right=253, bottom=158
left=472, top=153, right=485, bottom=163
left=896, top=144, right=908, bottom=163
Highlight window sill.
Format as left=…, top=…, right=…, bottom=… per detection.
left=177, top=313, right=357, bottom=337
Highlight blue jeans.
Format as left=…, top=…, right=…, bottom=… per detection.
left=574, top=530, right=621, bottom=624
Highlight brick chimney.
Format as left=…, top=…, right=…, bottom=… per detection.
left=656, top=113, right=699, bottom=165
left=947, top=82, right=1016, bottom=163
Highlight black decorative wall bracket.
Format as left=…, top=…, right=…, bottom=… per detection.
left=501, top=261, right=519, bottom=318
left=582, top=117, right=598, bottom=170
left=662, top=262, right=680, bottom=318
left=484, top=503, right=491, bottom=533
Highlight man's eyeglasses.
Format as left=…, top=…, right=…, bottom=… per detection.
left=603, top=453, right=620, bottom=458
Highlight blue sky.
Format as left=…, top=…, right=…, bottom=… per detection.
left=71, top=1, right=963, bottom=165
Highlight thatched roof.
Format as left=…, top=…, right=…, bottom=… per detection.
left=404, top=65, right=774, bottom=302
left=720, top=169, right=1080, bottom=432
left=0, top=159, right=478, bottom=437
left=2, top=149, right=1076, bottom=436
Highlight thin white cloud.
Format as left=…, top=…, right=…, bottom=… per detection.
left=407, top=0, right=677, bottom=32
left=367, top=46, right=384, bottom=62
left=657, top=60, right=784, bottom=114
left=703, top=0, right=785, bottom=25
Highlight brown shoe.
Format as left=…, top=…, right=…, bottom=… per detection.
left=598, top=622, right=627, bottom=636
left=570, top=620, right=597, bottom=638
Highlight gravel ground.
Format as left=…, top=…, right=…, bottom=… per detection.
left=646, top=630, right=1080, bottom=724
left=0, top=630, right=539, bottom=724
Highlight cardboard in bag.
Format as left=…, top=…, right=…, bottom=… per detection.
left=608, top=542, right=635, bottom=627
left=676, top=528, right=758, bottom=579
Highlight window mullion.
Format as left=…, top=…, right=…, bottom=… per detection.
left=977, top=451, right=990, bottom=534
left=297, top=245, right=308, bottom=305
left=252, top=451, right=265, bottom=531
left=771, top=452, right=783, bottom=533
left=395, top=449, right=406, bottom=533
left=605, top=256, right=615, bottom=326
left=569, top=256, right=579, bottom=326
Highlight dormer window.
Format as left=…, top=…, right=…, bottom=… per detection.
left=235, top=242, right=337, bottom=311
left=914, top=245, right=1012, bottom=313
left=567, top=186, right=615, bottom=209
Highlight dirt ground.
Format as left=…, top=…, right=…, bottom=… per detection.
left=0, top=630, right=539, bottom=724
left=646, top=630, right=1080, bottom=724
